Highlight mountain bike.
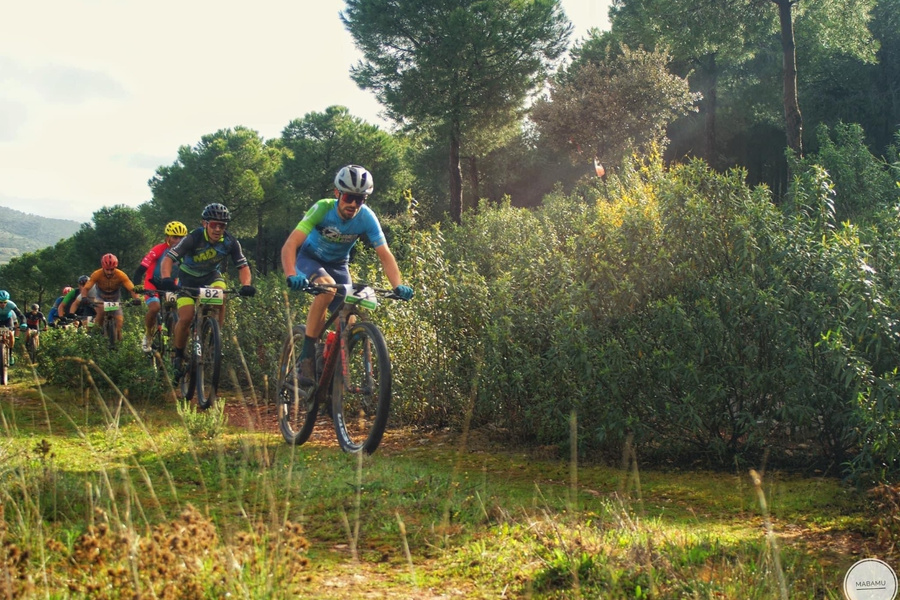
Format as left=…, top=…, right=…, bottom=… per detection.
left=276, top=282, right=405, bottom=454
left=94, top=299, right=141, bottom=349
left=176, top=287, right=238, bottom=410
left=148, top=292, right=178, bottom=371
left=23, top=326, right=40, bottom=363
left=0, top=327, right=11, bottom=385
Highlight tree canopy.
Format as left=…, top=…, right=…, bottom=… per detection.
left=341, top=0, right=571, bottom=222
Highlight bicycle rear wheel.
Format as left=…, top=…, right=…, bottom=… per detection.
left=277, top=325, right=319, bottom=445
left=195, top=317, right=221, bottom=410
left=332, top=322, right=391, bottom=454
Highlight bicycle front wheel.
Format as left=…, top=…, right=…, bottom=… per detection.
left=104, top=317, right=117, bottom=349
left=150, top=321, right=165, bottom=371
left=332, top=322, right=391, bottom=454
left=0, top=343, right=7, bottom=386
left=276, top=325, right=319, bottom=445
left=26, top=333, right=37, bottom=363
left=195, top=317, right=221, bottom=410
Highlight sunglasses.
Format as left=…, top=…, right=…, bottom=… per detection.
left=340, top=193, right=366, bottom=206
left=206, top=221, right=227, bottom=231
left=0, top=302, right=7, bottom=306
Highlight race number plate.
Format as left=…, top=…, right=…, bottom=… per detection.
left=103, top=302, right=120, bottom=312
left=346, top=286, right=378, bottom=310
left=198, top=287, right=224, bottom=305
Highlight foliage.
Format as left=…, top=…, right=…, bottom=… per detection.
left=278, top=105, right=408, bottom=215
left=176, top=398, right=226, bottom=440
left=342, top=0, right=571, bottom=221
left=787, top=122, right=899, bottom=222
left=71, top=204, right=151, bottom=273
left=531, top=45, right=700, bottom=166
left=146, top=126, right=284, bottom=240
left=36, top=321, right=169, bottom=404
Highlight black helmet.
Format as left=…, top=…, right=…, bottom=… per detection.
left=201, top=203, right=231, bottom=223
left=77, top=275, right=90, bottom=285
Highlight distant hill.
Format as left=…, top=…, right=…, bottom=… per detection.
left=0, top=206, right=81, bottom=264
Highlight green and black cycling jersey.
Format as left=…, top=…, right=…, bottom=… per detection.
left=166, top=227, right=249, bottom=277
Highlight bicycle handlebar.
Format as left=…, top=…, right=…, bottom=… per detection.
left=302, top=282, right=405, bottom=301
left=175, top=287, right=242, bottom=296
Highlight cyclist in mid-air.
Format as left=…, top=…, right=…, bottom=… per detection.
left=156, top=203, right=256, bottom=377
left=280, top=164, right=414, bottom=384
left=22, top=303, right=48, bottom=350
left=133, top=221, right=187, bottom=353
left=82, top=254, right=143, bottom=342
left=0, top=291, right=27, bottom=363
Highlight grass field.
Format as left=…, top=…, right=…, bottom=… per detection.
left=0, top=363, right=888, bottom=599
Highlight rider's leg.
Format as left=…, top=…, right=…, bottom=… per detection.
left=115, top=314, right=125, bottom=341
left=144, top=297, right=160, bottom=341
left=173, top=303, right=194, bottom=354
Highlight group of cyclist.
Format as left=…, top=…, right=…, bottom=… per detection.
left=0, top=164, right=415, bottom=382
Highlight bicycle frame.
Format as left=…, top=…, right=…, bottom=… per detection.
left=307, top=285, right=371, bottom=403
left=176, top=286, right=238, bottom=408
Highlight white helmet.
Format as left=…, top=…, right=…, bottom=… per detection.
left=334, top=165, right=374, bottom=196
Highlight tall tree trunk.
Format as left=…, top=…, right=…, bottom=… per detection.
left=774, top=0, right=803, bottom=156
left=255, top=209, right=267, bottom=275
left=466, top=155, right=479, bottom=212
left=448, top=120, right=463, bottom=224
left=702, top=55, right=718, bottom=168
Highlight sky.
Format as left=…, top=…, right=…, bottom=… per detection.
left=0, top=0, right=611, bottom=224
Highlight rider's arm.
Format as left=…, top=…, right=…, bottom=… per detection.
left=58, top=289, right=78, bottom=315
left=375, top=244, right=405, bottom=289
left=68, top=295, right=82, bottom=316
left=118, top=270, right=142, bottom=300
left=133, top=264, right=147, bottom=284
left=160, top=255, right=175, bottom=279
left=280, top=229, right=309, bottom=277
left=12, top=306, right=25, bottom=326
left=238, top=265, right=252, bottom=286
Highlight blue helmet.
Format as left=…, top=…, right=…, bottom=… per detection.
left=0, top=290, right=9, bottom=301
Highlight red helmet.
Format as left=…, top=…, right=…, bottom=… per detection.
left=62, top=287, right=73, bottom=295
left=101, top=253, right=118, bottom=269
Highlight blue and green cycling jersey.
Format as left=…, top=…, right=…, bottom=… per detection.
left=0, top=300, right=24, bottom=326
left=295, top=199, right=386, bottom=265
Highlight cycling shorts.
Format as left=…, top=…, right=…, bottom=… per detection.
left=296, top=254, right=351, bottom=313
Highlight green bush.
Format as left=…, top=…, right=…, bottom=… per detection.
left=37, top=321, right=168, bottom=404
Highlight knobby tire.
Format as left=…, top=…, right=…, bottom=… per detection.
left=180, top=327, right=197, bottom=401
left=332, top=321, right=391, bottom=454
left=277, top=325, right=319, bottom=445
left=26, top=334, right=37, bottom=364
left=0, top=343, right=7, bottom=386
left=195, top=317, right=221, bottom=410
